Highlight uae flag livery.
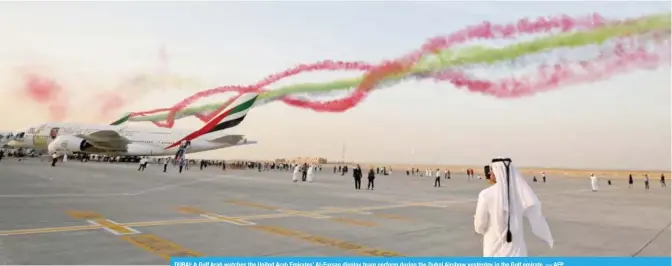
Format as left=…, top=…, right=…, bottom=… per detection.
left=165, top=92, right=258, bottom=150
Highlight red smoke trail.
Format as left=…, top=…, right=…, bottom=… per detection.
left=127, top=13, right=668, bottom=128
left=20, top=72, right=69, bottom=121
left=22, top=72, right=62, bottom=103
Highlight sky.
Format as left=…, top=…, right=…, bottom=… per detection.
left=0, top=1, right=670, bottom=170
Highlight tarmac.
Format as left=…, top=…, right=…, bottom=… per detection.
left=0, top=158, right=669, bottom=264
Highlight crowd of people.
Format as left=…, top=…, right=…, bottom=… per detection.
left=1, top=149, right=669, bottom=257
left=5, top=148, right=668, bottom=193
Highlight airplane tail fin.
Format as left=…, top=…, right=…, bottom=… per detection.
left=165, top=92, right=258, bottom=150
left=110, top=113, right=132, bottom=126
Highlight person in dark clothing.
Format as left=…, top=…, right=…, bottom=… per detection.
left=302, top=163, right=308, bottom=181
left=607, top=180, right=612, bottom=186
left=533, top=176, right=537, bottom=182
left=334, top=166, right=337, bottom=173
left=661, top=174, right=666, bottom=187
left=163, top=159, right=169, bottom=172
left=353, top=165, right=362, bottom=190
left=628, top=174, right=633, bottom=188
left=367, top=168, right=375, bottom=190
left=0, top=150, right=4, bottom=162
left=644, top=174, right=650, bottom=190
left=179, top=159, right=185, bottom=173
left=51, top=152, right=58, bottom=167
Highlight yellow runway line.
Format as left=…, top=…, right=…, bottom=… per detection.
left=1, top=200, right=448, bottom=237
left=91, top=219, right=139, bottom=235
left=328, top=217, right=377, bottom=227
left=0, top=224, right=103, bottom=236
left=226, top=200, right=279, bottom=210
left=250, top=225, right=404, bottom=257
left=372, top=213, right=415, bottom=221
left=177, top=206, right=208, bottom=215
left=121, top=234, right=203, bottom=260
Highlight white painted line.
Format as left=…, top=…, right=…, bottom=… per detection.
left=280, top=210, right=331, bottom=219
left=200, top=214, right=257, bottom=226
left=86, top=219, right=141, bottom=235
left=320, top=207, right=372, bottom=215
left=87, top=220, right=121, bottom=236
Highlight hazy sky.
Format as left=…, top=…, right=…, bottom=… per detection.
left=0, top=1, right=670, bottom=170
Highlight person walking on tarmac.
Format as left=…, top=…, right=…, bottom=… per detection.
left=179, top=157, right=186, bottom=173
left=163, top=158, right=169, bottom=172
left=301, top=163, right=308, bottom=181
left=51, top=152, right=59, bottom=167
left=367, top=168, right=376, bottom=190
left=353, top=165, right=362, bottom=190
left=0, top=149, right=4, bottom=163
left=434, top=168, right=442, bottom=187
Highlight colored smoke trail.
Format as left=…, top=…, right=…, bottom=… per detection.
left=20, top=72, right=69, bottom=121
left=121, top=13, right=671, bottom=128
left=96, top=46, right=204, bottom=119
left=22, top=72, right=62, bottom=103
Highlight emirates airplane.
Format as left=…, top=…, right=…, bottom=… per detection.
left=9, top=93, right=259, bottom=156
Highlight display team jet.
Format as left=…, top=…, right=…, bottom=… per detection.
left=9, top=93, right=259, bottom=156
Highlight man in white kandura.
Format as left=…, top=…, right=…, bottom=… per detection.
left=474, top=157, right=554, bottom=257
left=292, top=164, right=301, bottom=182
left=590, top=173, right=599, bottom=192
left=307, top=164, right=315, bottom=182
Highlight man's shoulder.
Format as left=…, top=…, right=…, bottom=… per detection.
left=478, top=185, right=497, bottom=199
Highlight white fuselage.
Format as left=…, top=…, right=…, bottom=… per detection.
left=0, top=131, right=14, bottom=147
left=11, top=122, right=252, bottom=156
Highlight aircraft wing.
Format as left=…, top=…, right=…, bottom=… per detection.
left=75, top=130, right=131, bottom=151
left=208, top=134, right=247, bottom=145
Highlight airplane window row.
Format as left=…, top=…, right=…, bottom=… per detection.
left=131, top=140, right=176, bottom=145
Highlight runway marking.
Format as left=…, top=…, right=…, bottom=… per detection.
left=88, top=219, right=141, bottom=235
left=66, top=210, right=140, bottom=236
left=225, top=199, right=335, bottom=219
left=177, top=206, right=208, bottom=215
left=66, top=210, right=104, bottom=220
left=1, top=201, right=452, bottom=236
left=121, top=234, right=203, bottom=260
left=250, top=225, right=405, bottom=257
left=226, top=200, right=278, bottom=210
left=66, top=210, right=199, bottom=260
left=321, top=207, right=373, bottom=215
left=201, top=214, right=257, bottom=226
left=176, top=206, right=256, bottom=226
left=1, top=190, right=596, bottom=237
left=328, top=217, right=377, bottom=227
left=279, top=210, right=331, bottom=219
left=372, top=213, right=415, bottom=221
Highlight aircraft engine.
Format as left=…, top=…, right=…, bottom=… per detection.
left=47, top=135, right=95, bottom=155
left=125, top=143, right=154, bottom=156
